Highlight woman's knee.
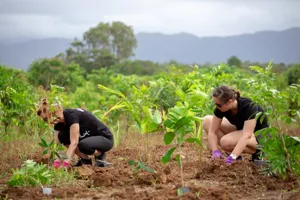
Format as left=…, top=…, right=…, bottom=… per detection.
left=220, top=136, right=235, bottom=151
left=202, top=115, right=213, bottom=132
left=77, top=142, right=94, bottom=155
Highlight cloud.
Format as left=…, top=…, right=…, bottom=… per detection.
left=0, top=0, right=299, bottom=40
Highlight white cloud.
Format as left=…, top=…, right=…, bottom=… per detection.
left=0, top=0, right=299, bottom=40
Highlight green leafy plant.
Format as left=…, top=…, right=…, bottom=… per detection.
left=255, top=128, right=300, bottom=179
left=8, top=160, right=76, bottom=188
left=8, top=160, right=52, bottom=187
left=38, top=137, right=65, bottom=162
left=128, top=160, right=157, bottom=175
left=162, top=103, right=204, bottom=195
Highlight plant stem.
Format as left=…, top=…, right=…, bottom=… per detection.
left=178, top=145, right=184, bottom=188
left=273, top=103, right=292, bottom=172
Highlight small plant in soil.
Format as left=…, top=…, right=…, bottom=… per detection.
left=128, top=160, right=157, bottom=175
left=162, top=102, right=203, bottom=196
left=8, top=160, right=76, bottom=188
left=38, top=137, right=65, bottom=163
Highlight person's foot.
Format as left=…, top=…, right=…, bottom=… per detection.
left=251, top=149, right=263, bottom=161
left=73, top=158, right=92, bottom=167
left=251, top=150, right=268, bottom=166
left=95, top=159, right=112, bottom=167
left=94, top=152, right=112, bottom=167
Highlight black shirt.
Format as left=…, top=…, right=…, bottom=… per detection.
left=54, top=108, right=113, bottom=141
left=214, top=97, right=269, bottom=132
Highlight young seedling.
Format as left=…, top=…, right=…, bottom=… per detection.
left=128, top=160, right=157, bottom=175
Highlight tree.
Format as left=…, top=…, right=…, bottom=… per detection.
left=66, top=21, right=137, bottom=73
left=227, top=56, right=242, bottom=68
left=286, top=64, right=300, bottom=85
left=27, top=58, right=85, bottom=91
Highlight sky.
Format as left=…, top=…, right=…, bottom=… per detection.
left=0, top=0, right=300, bottom=41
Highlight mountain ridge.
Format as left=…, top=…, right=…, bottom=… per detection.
left=1, top=27, right=299, bottom=70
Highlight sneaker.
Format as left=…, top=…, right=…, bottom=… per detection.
left=95, top=159, right=112, bottom=167
left=251, top=149, right=263, bottom=161
left=251, top=150, right=268, bottom=166
left=73, top=158, right=92, bottom=167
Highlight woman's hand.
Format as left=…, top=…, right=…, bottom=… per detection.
left=53, top=159, right=61, bottom=169
left=62, top=160, right=71, bottom=168
left=211, top=150, right=224, bottom=159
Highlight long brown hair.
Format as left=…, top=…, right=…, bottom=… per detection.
left=37, top=98, right=63, bottom=124
left=212, top=85, right=240, bottom=103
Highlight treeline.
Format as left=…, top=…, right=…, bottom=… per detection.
left=1, top=20, right=300, bottom=94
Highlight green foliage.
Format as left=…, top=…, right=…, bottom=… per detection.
left=65, top=21, right=137, bottom=73
left=286, top=64, right=300, bottom=85
left=0, top=65, right=36, bottom=134
left=8, top=160, right=76, bottom=187
left=38, top=138, right=65, bottom=161
left=98, top=83, right=163, bottom=134
left=8, top=160, right=51, bottom=187
left=27, top=58, right=85, bottom=92
left=227, top=55, right=242, bottom=68
left=256, top=128, right=300, bottom=179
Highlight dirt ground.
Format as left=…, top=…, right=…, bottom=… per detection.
left=0, top=133, right=299, bottom=200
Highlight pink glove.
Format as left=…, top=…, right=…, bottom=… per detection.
left=53, top=160, right=61, bottom=169
left=62, top=160, right=70, bottom=168
left=225, top=155, right=235, bottom=165
left=212, top=150, right=223, bottom=159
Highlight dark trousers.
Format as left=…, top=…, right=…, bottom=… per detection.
left=58, top=131, right=114, bottom=160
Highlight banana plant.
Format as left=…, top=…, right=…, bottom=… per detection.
left=98, top=84, right=163, bottom=134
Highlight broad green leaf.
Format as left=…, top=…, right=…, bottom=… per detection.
left=153, top=110, right=162, bottom=124
left=39, top=138, right=48, bottom=148
left=101, top=102, right=126, bottom=118
left=42, top=149, right=48, bottom=155
left=175, top=88, right=186, bottom=102
left=142, top=106, right=153, bottom=120
left=128, top=160, right=137, bottom=166
left=161, top=147, right=176, bottom=164
left=164, top=132, right=175, bottom=145
left=141, top=120, right=159, bottom=134
left=164, top=119, right=175, bottom=129
left=98, top=84, right=126, bottom=99
left=139, top=162, right=156, bottom=173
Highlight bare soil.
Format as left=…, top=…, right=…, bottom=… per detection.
left=0, top=133, right=299, bottom=200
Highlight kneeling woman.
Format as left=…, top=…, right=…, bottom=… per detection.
left=37, top=98, right=114, bottom=168
left=203, top=85, right=269, bottom=164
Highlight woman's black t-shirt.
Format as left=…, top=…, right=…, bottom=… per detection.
left=214, top=97, right=269, bottom=132
left=54, top=108, right=113, bottom=141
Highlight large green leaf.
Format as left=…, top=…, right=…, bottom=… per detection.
left=161, top=147, right=176, bottom=164
left=164, top=132, right=175, bottom=145
left=98, top=84, right=126, bottom=99
left=153, top=110, right=162, bottom=124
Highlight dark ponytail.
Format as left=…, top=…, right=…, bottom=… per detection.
left=212, top=85, right=240, bottom=102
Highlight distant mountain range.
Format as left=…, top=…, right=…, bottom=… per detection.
left=1, top=27, right=300, bottom=70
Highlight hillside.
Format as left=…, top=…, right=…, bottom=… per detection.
left=0, top=28, right=299, bottom=70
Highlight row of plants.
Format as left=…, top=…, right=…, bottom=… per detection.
left=1, top=63, right=299, bottom=195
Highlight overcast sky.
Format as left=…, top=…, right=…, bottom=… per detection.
left=0, top=0, right=300, bottom=40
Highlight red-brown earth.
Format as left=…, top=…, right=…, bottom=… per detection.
left=0, top=133, right=299, bottom=200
